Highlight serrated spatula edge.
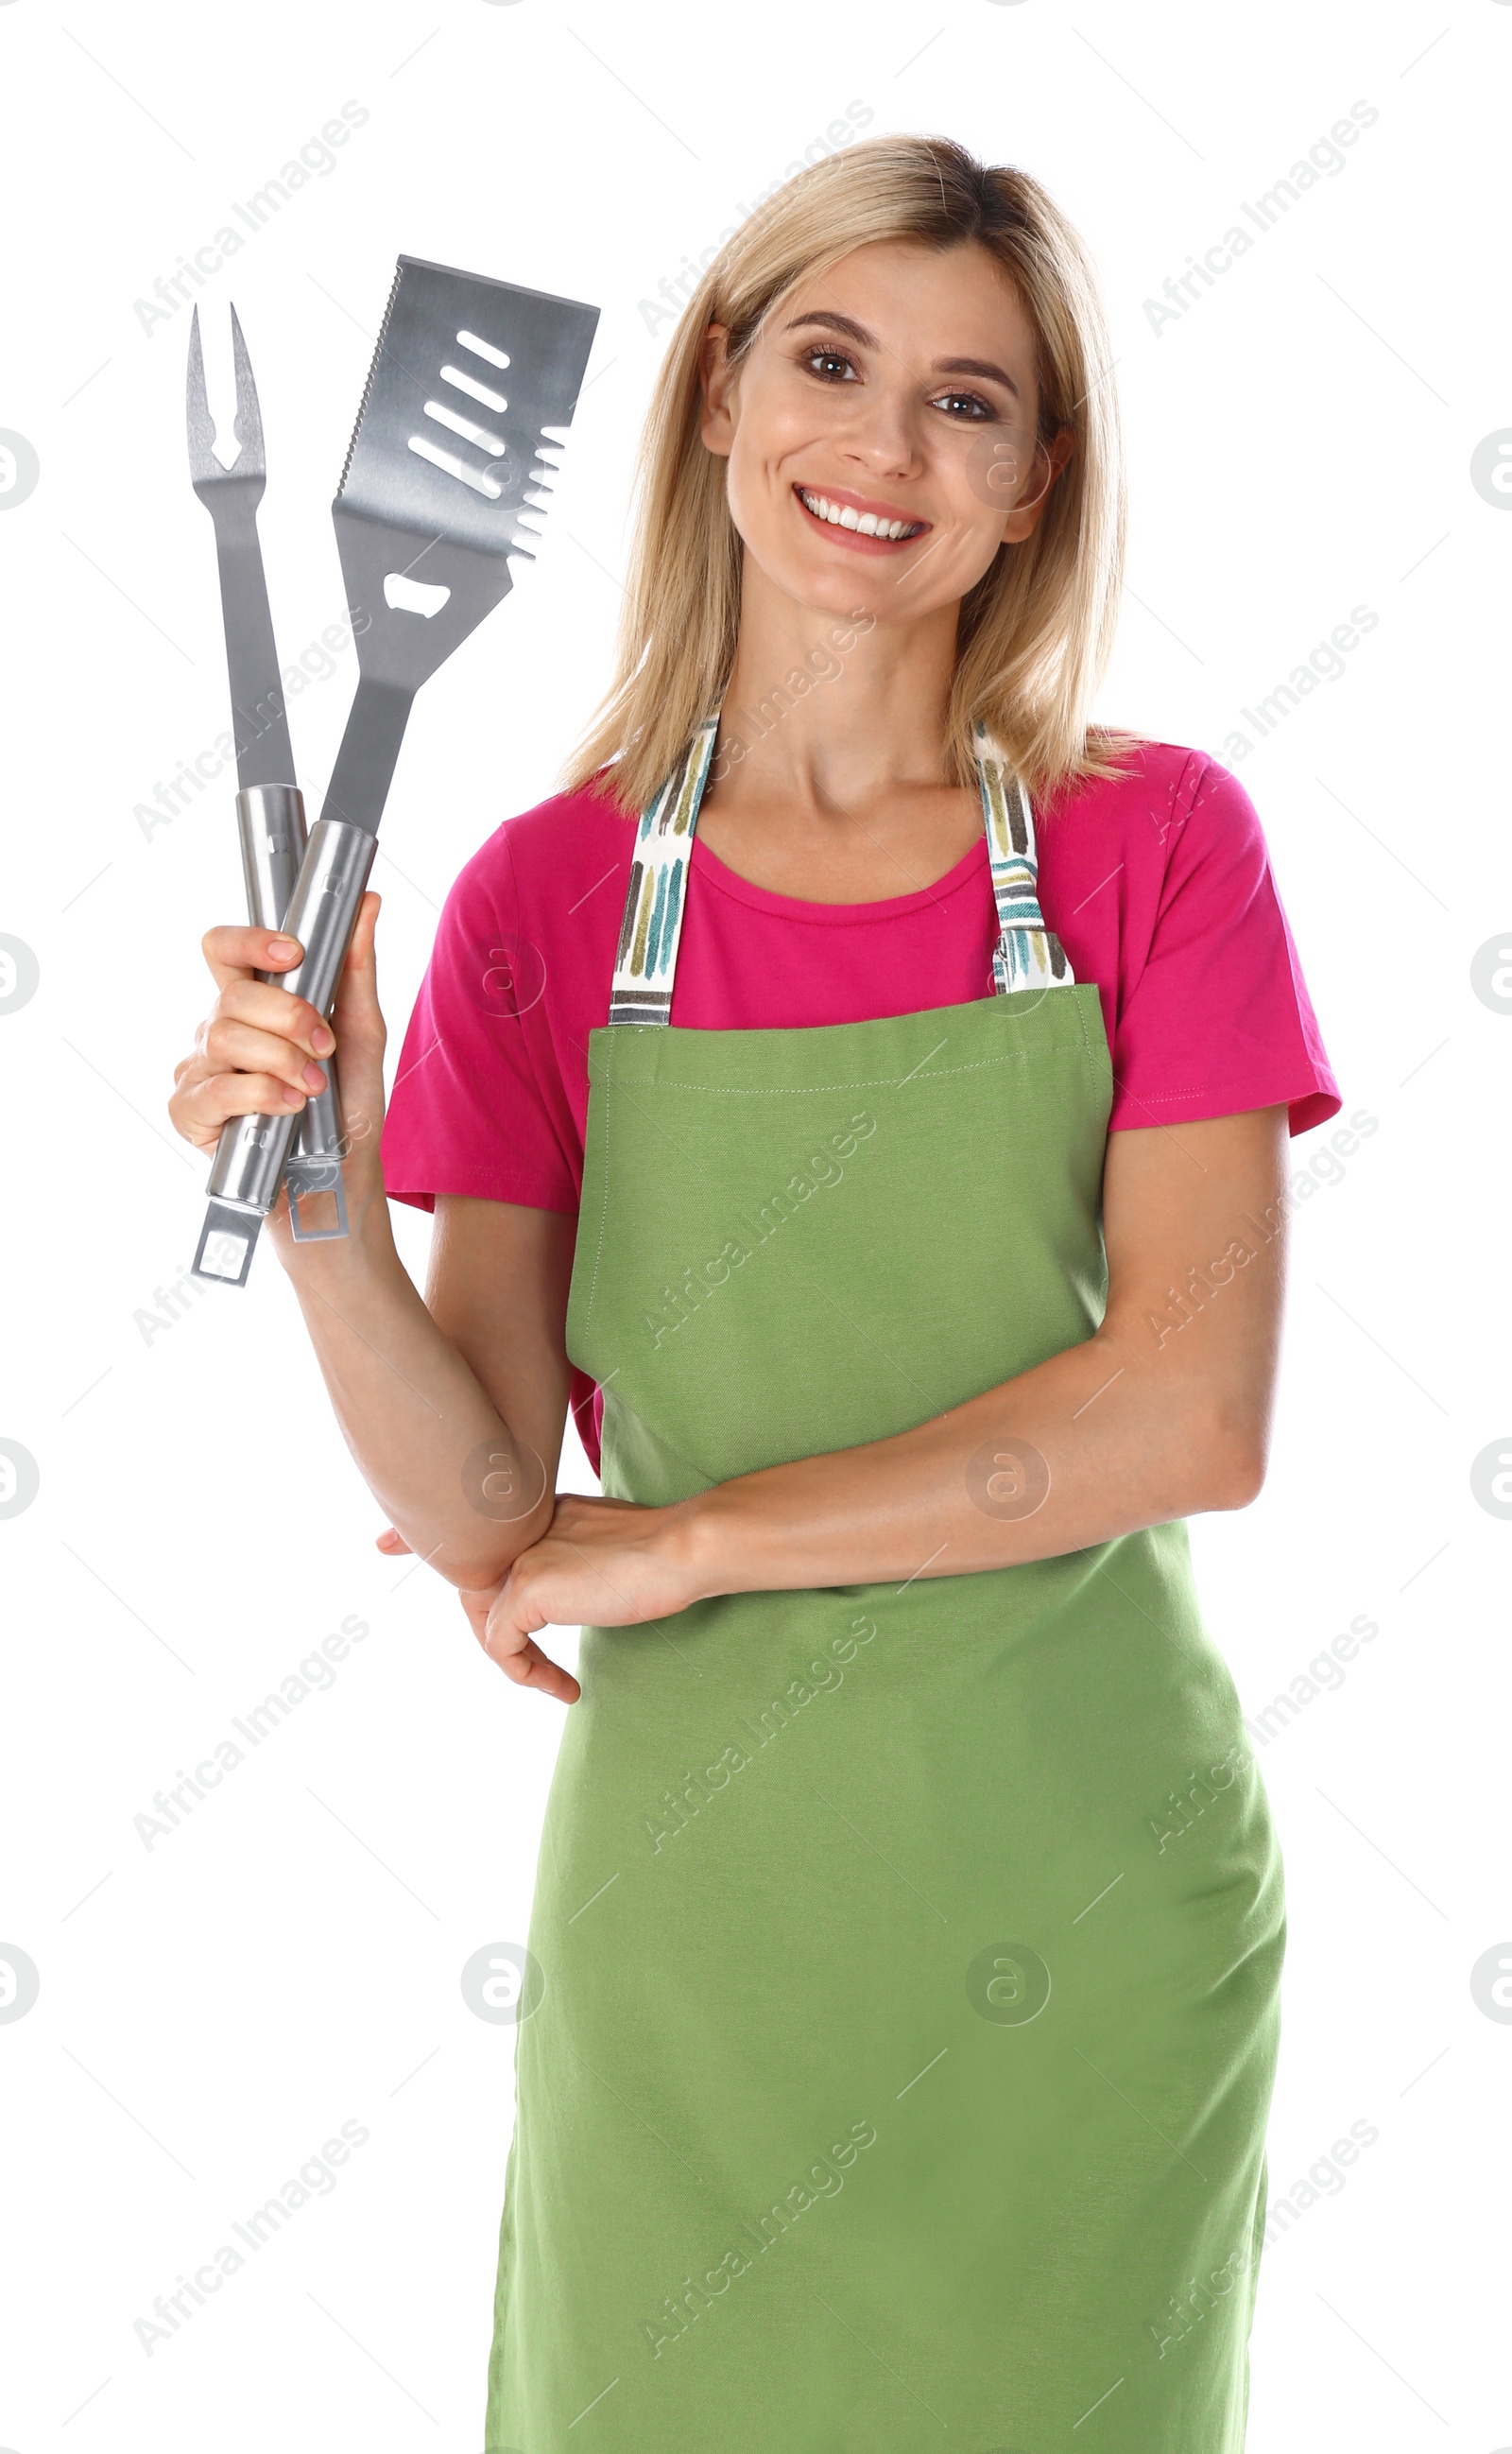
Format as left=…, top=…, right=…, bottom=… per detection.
left=337, top=263, right=403, bottom=498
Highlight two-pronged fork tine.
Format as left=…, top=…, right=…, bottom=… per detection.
left=186, top=303, right=266, bottom=493
left=184, top=305, right=220, bottom=486
left=227, top=304, right=266, bottom=475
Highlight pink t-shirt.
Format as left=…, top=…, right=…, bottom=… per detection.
left=382, top=736, right=1339, bottom=1475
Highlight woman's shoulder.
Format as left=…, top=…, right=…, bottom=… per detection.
left=442, top=773, right=637, bottom=918
left=1045, top=732, right=1259, bottom=828
left=1040, top=732, right=1274, bottom=883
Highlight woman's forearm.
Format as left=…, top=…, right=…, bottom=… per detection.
left=276, top=1206, right=553, bottom=1587
left=674, top=1314, right=1266, bottom=1600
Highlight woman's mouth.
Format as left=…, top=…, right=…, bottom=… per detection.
left=793, top=484, right=930, bottom=551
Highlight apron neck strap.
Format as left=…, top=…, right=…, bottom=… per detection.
left=606, top=714, right=721, bottom=1028
left=606, top=708, right=1072, bottom=1029
left=973, top=721, right=1074, bottom=997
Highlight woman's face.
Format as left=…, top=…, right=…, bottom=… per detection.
left=699, top=237, right=1073, bottom=629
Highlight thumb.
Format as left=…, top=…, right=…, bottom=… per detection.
left=333, top=891, right=384, bottom=1032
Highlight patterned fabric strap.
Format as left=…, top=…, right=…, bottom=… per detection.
left=607, top=708, right=1073, bottom=1027
left=974, top=720, right=1074, bottom=995
left=606, top=714, right=721, bottom=1027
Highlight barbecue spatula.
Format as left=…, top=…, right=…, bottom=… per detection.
left=192, top=257, right=599, bottom=1287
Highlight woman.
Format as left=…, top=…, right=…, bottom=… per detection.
left=171, top=138, right=1339, bottom=2451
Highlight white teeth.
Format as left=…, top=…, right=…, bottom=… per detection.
left=799, top=487, right=919, bottom=541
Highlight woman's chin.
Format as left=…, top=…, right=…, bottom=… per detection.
left=740, top=543, right=890, bottom=627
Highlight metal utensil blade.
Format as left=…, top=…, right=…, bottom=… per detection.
left=322, top=257, right=599, bottom=833
left=186, top=303, right=295, bottom=792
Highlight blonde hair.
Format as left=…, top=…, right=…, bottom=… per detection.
left=559, top=134, right=1140, bottom=814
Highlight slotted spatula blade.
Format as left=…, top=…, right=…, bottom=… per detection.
left=323, top=256, right=600, bottom=832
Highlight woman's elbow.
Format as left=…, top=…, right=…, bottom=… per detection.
left=1193, top=1412, right=1271, bottom=1512
left=408, top=1503, right=554, bottom=1595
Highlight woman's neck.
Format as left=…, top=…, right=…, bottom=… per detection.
left=695, top=563, right=982, bottom=904
left=710, top=558, right=961, bottom=819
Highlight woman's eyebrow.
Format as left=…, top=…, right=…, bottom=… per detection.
left=936, top=355, right=1021, bottom=398
left=782, top=313, right=1020, bottom=397
left=782, top=309, right=876, bottom=347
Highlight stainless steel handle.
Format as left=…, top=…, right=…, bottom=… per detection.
left=192, top=817, right=376, bottom=1286
left=232, top=785, right=351, bottom=1243
left=236, top=781, right=306, bottom=936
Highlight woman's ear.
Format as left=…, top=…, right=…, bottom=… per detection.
left=698, top=323, right=737, bottom=458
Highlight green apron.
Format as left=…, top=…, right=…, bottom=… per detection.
left=484, top=719, right=1285, bottom=2452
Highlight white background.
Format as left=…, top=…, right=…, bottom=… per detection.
left=0, top=0, right=1506, bottom=2446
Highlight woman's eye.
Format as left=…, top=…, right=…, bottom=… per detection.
left=804, top=349, right=858, bottom=383
left=932, top=390, right=995, bottom=422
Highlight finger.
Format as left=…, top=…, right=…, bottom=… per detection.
left=482, top=1590, right=577, bottom=1695
left=458, top=1598, right=493, bottom=1656
left=330, top=893, right=385, bottom=1041
left=202, top=924, right=305, bottom=994
left=341, top=891, right=382, bottom=978
left=375, top=1526, right=411, bottom=1554
left=195, top=1015, right=331, bottom=1097
left=497, top=1638, right=580, bottom=1704
left=213, top=976, right=336, bottom=1057
left=171, top=1069, right=309, bottom=1149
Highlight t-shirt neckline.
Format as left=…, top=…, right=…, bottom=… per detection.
left=688, top=830, right=989, bottom=925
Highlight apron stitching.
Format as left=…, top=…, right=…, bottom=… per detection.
left=1073, top=978, right=1107, bottom=1076
left=593, top=1056, right=1099, bottom=1096
left=580, top=1046, right=614, bottom=1333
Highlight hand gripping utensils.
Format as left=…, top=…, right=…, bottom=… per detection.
left=185, top=304, right=349, bottom=1255
left=190, top=259, right=599, bottom=1289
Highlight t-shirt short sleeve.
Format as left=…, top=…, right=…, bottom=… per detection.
left=380, top=822, right=579, bottom=1215
left=1099, top=752, right=1340, bottom=1138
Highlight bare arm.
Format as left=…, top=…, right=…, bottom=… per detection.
left=169, top=894, right=576, bottom=1610
left=282, top=1191, right=576, bottom=1586
left=477, top=1104, right=1290, bottom=1661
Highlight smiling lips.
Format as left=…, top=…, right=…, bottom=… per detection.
left=794, top=484, right=929, bottom=551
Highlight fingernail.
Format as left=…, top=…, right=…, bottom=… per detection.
left=283, top=1087, right=304, bottom=1106
left=268, top=936, right=300, bottom=959
left=302, top=1063, right=325, bottom=1090
left=310, top=1024, right=335, bottom=1053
